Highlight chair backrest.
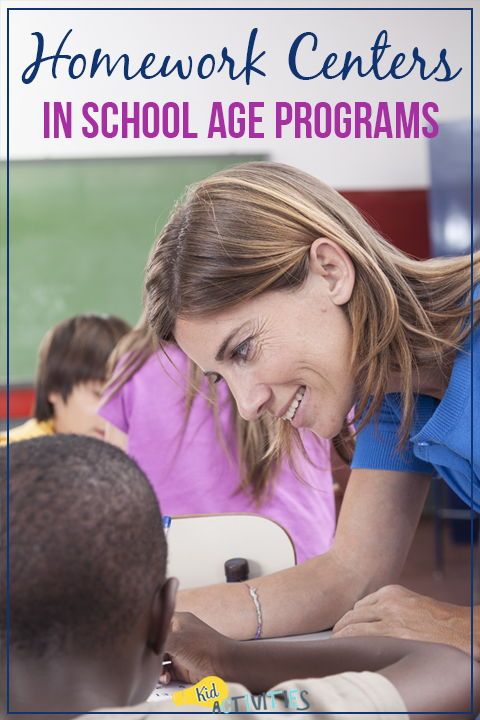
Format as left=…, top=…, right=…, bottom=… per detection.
left=167, top=513, right=296, bottom=589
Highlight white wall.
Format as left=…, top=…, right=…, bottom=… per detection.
left=1, top=0, right=476, bottom=189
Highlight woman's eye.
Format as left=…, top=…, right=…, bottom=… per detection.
left=232, top=339, right=251, bottom=361
left=210, top=372, right=223, bottom=384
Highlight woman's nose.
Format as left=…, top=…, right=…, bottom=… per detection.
left=233, top=380, right=271, bottom=422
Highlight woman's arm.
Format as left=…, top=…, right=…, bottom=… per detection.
left=175, top=468, right=431, bottom=638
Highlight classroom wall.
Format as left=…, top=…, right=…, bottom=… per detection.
left=4, top=0, right=475, bottom=189
left=1, top=155, right=265, bottom=383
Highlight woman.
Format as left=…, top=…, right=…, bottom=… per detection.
left=100, top=317, right=336, bottom=563
left=144, top=161, right=479, bottom=656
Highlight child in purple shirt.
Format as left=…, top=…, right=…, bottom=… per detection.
left=100, top=334, right=335, bottom=564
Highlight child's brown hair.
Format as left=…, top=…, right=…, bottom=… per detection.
left=34, top=314, right=131, bottom=421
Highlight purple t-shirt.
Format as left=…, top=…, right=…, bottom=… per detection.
left=100, top=347, right=335, bottom=563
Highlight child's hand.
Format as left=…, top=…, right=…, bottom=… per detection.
left=164, top=611, right=238, bottom=684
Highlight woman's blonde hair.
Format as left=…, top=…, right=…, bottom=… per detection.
left=145, top=161, right=480, bottom=461
left=103, top=313, right=286, bottom=502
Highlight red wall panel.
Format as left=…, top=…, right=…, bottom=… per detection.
left=342, top=189, right=430, bottom=260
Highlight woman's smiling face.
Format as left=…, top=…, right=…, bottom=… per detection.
left=175, top=239, right=356, bottom=439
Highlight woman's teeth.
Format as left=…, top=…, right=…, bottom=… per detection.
left=282, top=387, right=306, bottom=422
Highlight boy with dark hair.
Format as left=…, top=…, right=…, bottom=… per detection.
left=1, top=435, right=177, bottom=714
left=1, top=436, right=477, bottom=719
left=1, top=314, right=130, bottom=444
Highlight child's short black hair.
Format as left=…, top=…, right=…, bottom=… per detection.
left=0, top=435, right=166, bottom=658
left=34, top=314, right=131, bottom=421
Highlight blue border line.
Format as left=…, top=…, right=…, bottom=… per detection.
left=5, top=4, right=476, bottom=716
left=6, top=6, right=11, bottom=716
left=468, top=6, right=475, bottom=715
left=4, top=6, right=475, bottom=9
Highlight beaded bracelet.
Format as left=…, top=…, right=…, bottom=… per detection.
left=245, top=583, right=263, bottom=639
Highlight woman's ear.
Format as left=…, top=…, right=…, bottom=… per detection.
left=147, top=577, right=178, bottom=655
left=309, top=238, right=355, bottom=306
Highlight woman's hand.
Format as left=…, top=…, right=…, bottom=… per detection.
left=163, top=611, right=239, bottom=684
left=332, top=584, right=478, bottom=659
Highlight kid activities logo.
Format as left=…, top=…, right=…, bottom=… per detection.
left=172, top=675, right=310, bottom=713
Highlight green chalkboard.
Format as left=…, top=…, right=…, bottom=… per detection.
left=1, top=155, right=264, bottom=383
